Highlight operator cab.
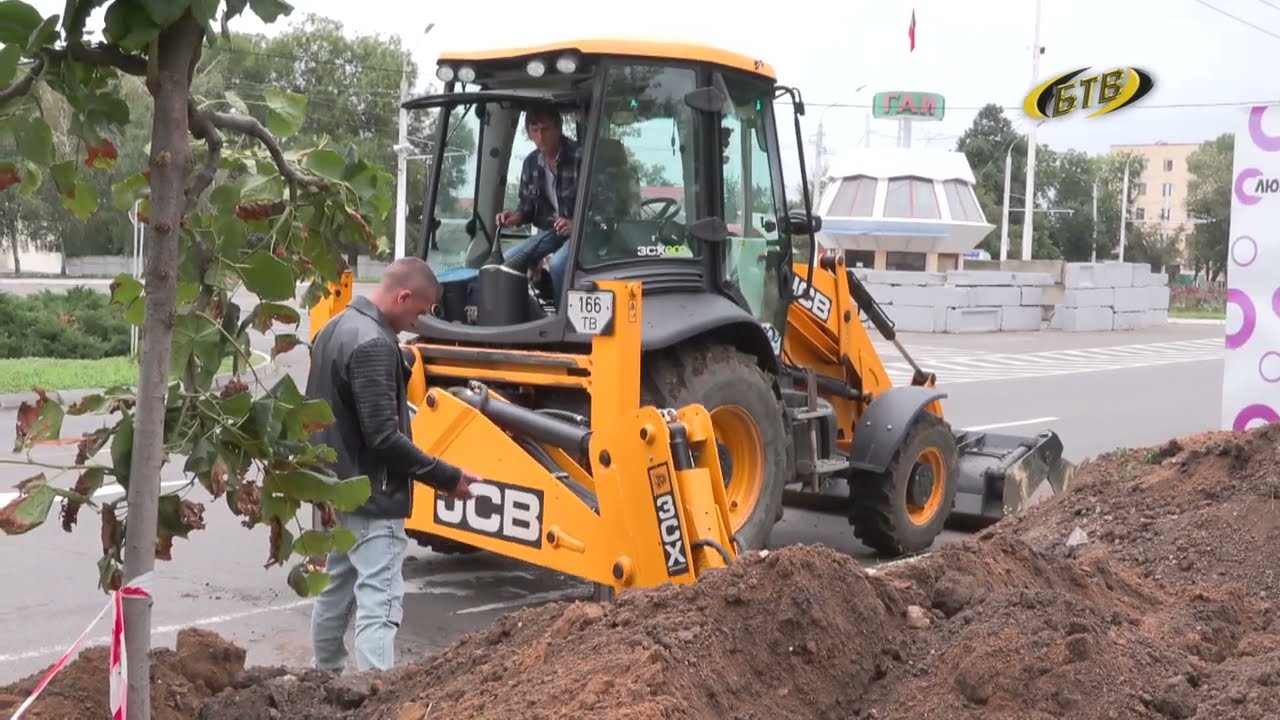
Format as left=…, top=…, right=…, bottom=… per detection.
left=407, top=40, right=815, bottom=350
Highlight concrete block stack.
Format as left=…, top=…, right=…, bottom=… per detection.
left=1049, top=262, right=1170, bottom=332
left=852, top=268, right=1053, bottom=333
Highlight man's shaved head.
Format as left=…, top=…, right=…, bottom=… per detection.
left=369, top=257, right=441, bottom=332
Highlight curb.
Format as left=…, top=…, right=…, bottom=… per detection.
left=1168, top=318, right=1226, bottom=326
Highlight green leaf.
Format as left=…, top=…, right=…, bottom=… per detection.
left=239, top=249, right=294, bottom=301
left=262, top=87, right=306, bottom=139
left=331, top=528, right=356, bottom=553
left=15, top=394, right=65, bottom=451
left=0, top=43, right=20, bottom=88
left=15, top=115, right=55, bottom=166
left=287, top=562, right=329, bottom=597
left=111, top=412, right=133, bottom=490
left=25, top=11, right=58, bottom=52
left=292, top=529, right=336, bottom=557
left=268, top=469, right=369, bottom=512
left=0, top=1, right=42, bottom=46
left=109, top=272, right=145, bottom=325
left=208, top=182, right=239, bottom=214
left=102, top=0, right=160, bottom=51
left=49, top=159, right=75, bottom=195
left=284, top=397, right=333, bottom=440
left=224, top=89, right=249, bottom=115
left=17, top=160, right=41, bottom=198
left=248, top=301, right=300, bottom=333
left=170, top=313, right=223, bottom=390
left=60, top=178, right=99, bottom=220
left=236, top=172, right=284, bottom=203
left=248, top=0, right=291, bottom=23
left=0, top=473, right=56, bottom=535
left=301, top=149, right=346, bottom=181
left=140, top=0, right=190, bottom=27
left=111, top=171, right=149, bottom=211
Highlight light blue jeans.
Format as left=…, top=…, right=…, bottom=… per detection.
left=504, top=229, right=570, bottom=300
left=310, top=511, right=408, bottom=673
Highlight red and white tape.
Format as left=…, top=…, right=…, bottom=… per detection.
left=9, top=572, right=154, bottom=720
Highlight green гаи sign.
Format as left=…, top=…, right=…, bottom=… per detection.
left=872, top=91, right=945, bottom=121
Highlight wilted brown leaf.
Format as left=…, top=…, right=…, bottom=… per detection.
left=75, top=427, right=113, bottom=465
left=233, top=480, right=262, bottom=527
left=266, top=517, right=284, bottom=568
left=180, top=500, right=206, bottom=532
left=155, top=533, right=174, bottom=561
left=100, top=504, right=120, bottom=555
left=209, top=459, right=230, bottom=499
left=317, top=501, right=337, bottom=530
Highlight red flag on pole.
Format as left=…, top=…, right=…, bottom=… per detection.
left=908, top=9, right=916, bottom=52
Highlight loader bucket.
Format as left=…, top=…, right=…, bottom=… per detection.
left=949, top=429, right=1075, bottom=529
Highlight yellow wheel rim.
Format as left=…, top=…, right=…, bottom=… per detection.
left=708, top=405, right=765, bottom=533
left=906, top=447, right=946, bottom=525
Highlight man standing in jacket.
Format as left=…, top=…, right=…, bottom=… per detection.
left=305, top=256, right=479, bottom=673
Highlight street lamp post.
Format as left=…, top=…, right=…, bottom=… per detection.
left=1118, top=155, right=1134, bottom=262
left=999, top=136, right=1026, bottom=262
left=1020, top=0, right=1044, bottom=261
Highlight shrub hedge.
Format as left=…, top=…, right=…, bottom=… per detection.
left=0, top=287, right=131, bottom=360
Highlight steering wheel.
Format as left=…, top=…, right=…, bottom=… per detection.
left=639, top=197, right=680, bottom=223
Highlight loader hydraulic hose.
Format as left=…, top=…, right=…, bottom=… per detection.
left=450, top=383, right=592, bottom=456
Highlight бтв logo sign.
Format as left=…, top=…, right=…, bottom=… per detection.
left=1022, top=67, right=1155, bottom=120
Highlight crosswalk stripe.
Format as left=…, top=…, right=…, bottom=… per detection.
left=869, top=337, right=1222, bottom=385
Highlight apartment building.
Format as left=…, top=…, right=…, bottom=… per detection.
left=1108, top=141, right=1200, bottom=257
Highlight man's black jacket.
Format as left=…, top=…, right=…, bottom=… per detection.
left=304, top=295, right=461, bottom=518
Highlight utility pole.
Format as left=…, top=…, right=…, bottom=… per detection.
left=999, top=138, right=1021, bottom=262
left=1020, top=0, right=1043, bottom=261
left=1091, top=177, right=1099, bottom=263
left=393, top=60, right=409, bottom=260
left=1119, top=158, right=1132, bottom=262
left=393, top=22, right=435, bottom=260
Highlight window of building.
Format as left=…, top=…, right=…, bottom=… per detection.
left=1135, top=182, right=1147, bottom=196
left=1159, top=207, right=1171, bottom=221
left=1163, top=159, right=1173, bottom=172
left=1162, top=183, right=1173, bottom=197
left=845, top=250, right=875, bottom=268
left=883, top=176, right=940, bottom=219
left=941, top=179, right=983, bottom=222
left=828, top=175, right=877, bottom=217
left=885, top=251, right=926, bottom=271
left=1134, top=207, right=1146, bottom=220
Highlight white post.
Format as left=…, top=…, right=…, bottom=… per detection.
left=1091, top=177, right=1099, bottom=263
left=1020, top=0, right=1043, bottom=261
left=1000, top=142, right=1014, bottom=261
left=1119, top=159, right=1131, bottom=262
left=130, top=199, right=142, bottom=359
left=393, top=59, right=410, bottom=260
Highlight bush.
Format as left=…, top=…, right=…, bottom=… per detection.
left=0, top=287, right=132, bottom=360
left=1169, top=284, right=1225, bottom=314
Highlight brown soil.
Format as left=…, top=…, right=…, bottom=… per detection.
left=5, top=423, right=1280, bottom=720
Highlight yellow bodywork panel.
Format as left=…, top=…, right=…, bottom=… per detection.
left=407, top=390, right=736, bottom=592
left=437, top=37, right=776, bottom=80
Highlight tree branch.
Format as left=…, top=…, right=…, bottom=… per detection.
left=1, top=42, right=147, bottom=106
left=0, top=55, right=46, bottom=105
left=205, top=110, right=327, bottom=205
left=186, top=107, right=224, bottom=216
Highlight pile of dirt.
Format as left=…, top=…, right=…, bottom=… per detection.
left=6, top=423, right=1280, bottom=719
left=0, top=628, right=246, bottom=719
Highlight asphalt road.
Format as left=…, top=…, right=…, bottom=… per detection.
left=0, top=277, right=1227, bottom=683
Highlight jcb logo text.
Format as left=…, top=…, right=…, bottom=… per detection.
left=435, top=479, right=543, bottom=548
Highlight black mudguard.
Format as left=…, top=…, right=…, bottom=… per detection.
left=641, top=292, right=779, bottom=374
left=846, top=385, right=948, bottom=474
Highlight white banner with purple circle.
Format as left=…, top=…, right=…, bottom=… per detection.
left=1222, top=104, right=1280, bottom=432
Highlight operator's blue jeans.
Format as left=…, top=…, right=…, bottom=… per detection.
left=504, top=229, right=570, bottom=300
left=310, top=511, right=408, bottom=673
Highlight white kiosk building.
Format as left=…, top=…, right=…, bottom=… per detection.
left=815, top=147, right=995, bottom=273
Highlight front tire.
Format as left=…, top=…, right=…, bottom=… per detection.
left=642, top=342, right=788, bottom=551
left=848, top=412, right=958, bottom=556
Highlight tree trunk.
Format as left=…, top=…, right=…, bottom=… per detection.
left=122, top=13, right=201, bottom=720
left=9, top=235, right=20, bottom=275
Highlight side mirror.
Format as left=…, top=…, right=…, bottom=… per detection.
left=683, top=86, right=726, bottom=114
left=786, top=209, right=822, bottom=235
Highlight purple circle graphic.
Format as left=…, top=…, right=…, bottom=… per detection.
left=1249, top=105, right=1280, bottom=152
left=1274, top=286, right=1280, bottom=318
left=1231, top=236, right=1259, bottom=267
left=1233, top=403, right=1280, bottom=432
left=1226, top=288, right=1257, bottom=349
left=1261, top=351, right=1280, bottom=383
left=1236, top=167, right=1263, bottom=205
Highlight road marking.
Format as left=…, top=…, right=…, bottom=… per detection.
left=963, top=416, right=1059, bottom=431
left=0, top=599, right=313, bottom=665
left=0, top=480, right=188, bottom=506
left=876, top=337, right=1221, bottom=385
left=454, top=588, right=584, bottom=615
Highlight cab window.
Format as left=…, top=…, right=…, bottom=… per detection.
left=578, top=63, right=704, bottom=267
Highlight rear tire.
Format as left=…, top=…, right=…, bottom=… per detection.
left=848, top=412, right=958, bottom=557
left=642, top=342, right=788, bottom=551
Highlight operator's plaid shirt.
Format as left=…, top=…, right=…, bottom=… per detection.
left=514, top=136, right=585, bottom=230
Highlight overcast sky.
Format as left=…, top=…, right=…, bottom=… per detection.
left=27, top=0, right=1275, bottom=182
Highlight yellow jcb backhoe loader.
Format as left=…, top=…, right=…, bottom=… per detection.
left=308, top=38, right=1074, bottom=597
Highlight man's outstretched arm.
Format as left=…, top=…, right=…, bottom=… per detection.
left=347, top=338, right=462, bottom=492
